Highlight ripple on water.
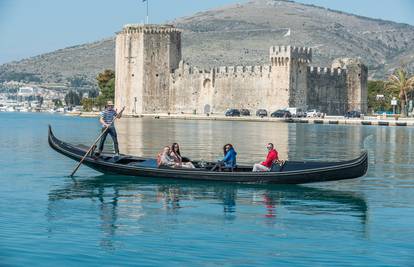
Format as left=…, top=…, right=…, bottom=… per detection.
left=0, top=113, right=414, bottom=266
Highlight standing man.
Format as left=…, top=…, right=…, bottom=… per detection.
left=252, top=143, right=279, bottom=172
left=95, top=101, right=122, bottom=157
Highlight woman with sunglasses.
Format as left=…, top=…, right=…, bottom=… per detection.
left=170, top=143, right=195, bottom=168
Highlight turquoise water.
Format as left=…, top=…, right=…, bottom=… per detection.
left=1, top=112, right=413, bottom=266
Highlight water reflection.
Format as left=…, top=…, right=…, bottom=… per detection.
left=116, top=118, right=292, bottom=162
left=115, top=118, right=370, bottom=163
left=47, top=176, right=368, bottom=249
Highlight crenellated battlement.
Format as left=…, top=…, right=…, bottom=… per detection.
left=172, top=61, right=272, bottom=80
left=307, top=66, right=345, bottom=76
left=118, top=24, right=181, bottom=35
left=173, top=61, right=195, bottom=76
left=214, top=65, right=271, bottom=75
left=172, top=61, right=210, bottom=79
left=270, top=45, right=312, bottom=65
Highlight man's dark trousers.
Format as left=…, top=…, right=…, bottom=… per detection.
left=97, top=127, right=119, bottom=154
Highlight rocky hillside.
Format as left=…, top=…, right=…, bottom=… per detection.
left=1, top=0, right=414, bottom=84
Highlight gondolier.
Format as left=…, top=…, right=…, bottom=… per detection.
left=95, top=101, right=122, bottom=156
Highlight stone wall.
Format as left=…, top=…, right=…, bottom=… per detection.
left=170, top=62, right=294, bottom=114
left=332, top=58, right=368, bottom=114
left=115, top=26, right=144, bottom=115
left=142, top=28, right=181, bottom=113
left=306, top=67, right=348, bottom=114
left=169, top=45, right=314, bottom=115
left=115, top=24, right=181, bottom=115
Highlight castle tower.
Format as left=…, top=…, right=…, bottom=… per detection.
left=269, top=46, right=312, bottom=109
left=332, top=58, right=368, bottom=113
left=115, top=24, right=181, bottom=115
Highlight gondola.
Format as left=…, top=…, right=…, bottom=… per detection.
left=48, top=125, right=368, bottom=184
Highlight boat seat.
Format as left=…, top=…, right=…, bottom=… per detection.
left=210, top=163, right=237, bottom=172
left=137, top=159, right=158, bottom=168
left=270, top=160, right=287, bottom=172
left=223, top=166, right=236, bottom=172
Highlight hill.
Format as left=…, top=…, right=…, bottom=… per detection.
left=1, top=0, right=414, bottom=85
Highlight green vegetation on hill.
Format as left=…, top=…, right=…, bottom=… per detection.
left=67, top=74, right=92, bottom=88
left=0, top=72, right=41, bottom=83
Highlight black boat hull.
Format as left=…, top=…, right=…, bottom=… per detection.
left=48, top=126, right=368, bottom=184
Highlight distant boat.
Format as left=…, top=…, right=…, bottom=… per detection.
left=48, top=125, right=368, bottom=184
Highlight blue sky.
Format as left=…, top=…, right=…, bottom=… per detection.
left=0, top=0, right=413, bottom=64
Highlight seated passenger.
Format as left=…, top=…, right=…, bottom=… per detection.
left=157, top=146, right=177, bottom=167
left=212, top=144, right=237, bottom=171
left=170, top=143, right=195, bottom=169
left=253, top=143, right=279, bottom=172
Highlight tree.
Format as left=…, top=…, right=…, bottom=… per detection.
left=64, top=90, right=82, bottom=106
left=95, top=95, right=108, bottom=110
left=368, top=80, right=392, bottom=113
left=96, top=69, right=115, bottom=101
left=81, top=98, right=95, bottom=112
left=385, top=68, right=414, bottom=116
left=53, top=99, right=63, bottom=108
left=36, top=95, right=44, bottom=106
left=81, top=70, right=115, bottom=111
left=88, top=89, right=99, bottom=98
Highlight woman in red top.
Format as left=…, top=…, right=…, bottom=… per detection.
left=252, top=143, right=278, bottom=172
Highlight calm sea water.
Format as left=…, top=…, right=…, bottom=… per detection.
left=0, top=112, right=413, bottom=266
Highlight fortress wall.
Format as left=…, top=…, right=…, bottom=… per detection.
left=347, top=63, right=368, bottom=113
left=114, top=25, right=182, bottom=115
left=270, top=45, right=310, bottom=110
left=289, top=60, right=308, bottom=109
left=142, top=31, right=181, bottom=113
left=170, top=64, right=207, bottom=113
left=170, top=62, right=292, bottom=114
left=211, top=67, right=271, bottom=113
left=115, top=31, right=144, bottom=115
left=267, top=61, right=291, bottom=111
left=306, top=66, right=348, bottom=115
left=332, top=58, right=368, bottom=113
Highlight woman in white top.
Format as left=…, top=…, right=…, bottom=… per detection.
left=159, top=146, right=177, bottom=167
left=170, top=143, right=195, bottom=169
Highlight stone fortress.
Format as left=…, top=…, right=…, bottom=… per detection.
left=115, top=24, right=367, bottom=116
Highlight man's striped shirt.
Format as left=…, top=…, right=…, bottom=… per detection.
left=100, top=109, right=117, bottom=127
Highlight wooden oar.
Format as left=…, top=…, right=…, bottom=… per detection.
left=69, top=107, right=125, bottom=177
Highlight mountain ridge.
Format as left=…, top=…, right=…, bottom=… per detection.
left=1, top=0, right=414, bottom=85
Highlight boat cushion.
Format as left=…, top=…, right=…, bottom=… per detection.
left=137, top=159, right=158, bottom=168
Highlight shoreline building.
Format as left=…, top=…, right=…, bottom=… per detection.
left=115, top=24, right=367, bottom=116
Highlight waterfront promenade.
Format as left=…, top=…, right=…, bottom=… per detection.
left=76, top=112, right=414, bottom=127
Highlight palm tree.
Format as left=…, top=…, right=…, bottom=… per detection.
left=385, top=68, right=414, bottom=116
